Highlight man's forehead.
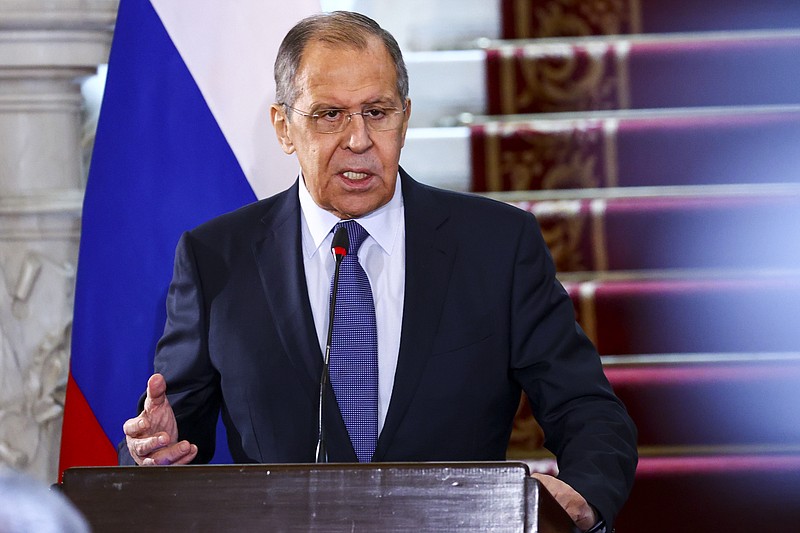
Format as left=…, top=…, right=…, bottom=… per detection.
left=299, top=37, right=388, bottom=67
left=293, top=38, right=399, bottom=105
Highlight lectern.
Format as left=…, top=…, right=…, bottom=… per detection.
left=60, top=462, right=576, bottom=532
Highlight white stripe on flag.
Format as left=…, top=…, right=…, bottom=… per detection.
left=151, top=0, right=320, bottom=199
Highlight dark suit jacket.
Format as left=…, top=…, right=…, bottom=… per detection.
left=127, top=169, right=637, bottom=525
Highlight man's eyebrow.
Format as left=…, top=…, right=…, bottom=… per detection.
left=308, top=97, right=400, bottom=111
left=305, top=102, right=344, bottom=112
left=363, top=97, right=402, bottom=107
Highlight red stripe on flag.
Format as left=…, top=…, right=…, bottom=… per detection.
left=59, top=373, right=118, bottom=480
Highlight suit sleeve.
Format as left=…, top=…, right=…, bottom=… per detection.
left=508, top=212, right=638, bottom=527
left=116, top=231, right=221, bottom=465
left=153, top=231, right=222, bottom=463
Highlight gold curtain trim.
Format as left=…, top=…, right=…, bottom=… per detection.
left=603, top=118, right=619, bottom=187
left=590, top=198, right=609, bottom=272
left=500, top=47, right=517, bottom=115
left=579, top=281, right=599, bottom=345
left=629, top=0, right=643, bottom=34
left=485, top=122, right=503, bottom=191
left=515, top=0, right=533, bottom=39
left=614, top=40, right=632, bottom=109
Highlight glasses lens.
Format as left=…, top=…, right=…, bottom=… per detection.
left=314, top=109, right=344, bottom=133
left=366, top=109, right=403, bottom=131
left=312, top=108, right=404, bottom=133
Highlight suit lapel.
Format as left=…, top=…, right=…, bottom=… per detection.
left=251, top=181, right=322, bottom=396
left=374, top=170, right=456, bottom=460
left=250, top=181, right=357, bottom=462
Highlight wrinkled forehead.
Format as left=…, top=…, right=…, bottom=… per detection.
left=293, top=38, right=400, bottom=105
left=296, top=35, right=390, bottom=76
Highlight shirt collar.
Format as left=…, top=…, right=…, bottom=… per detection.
left=299, top=172, right=404, bottom=258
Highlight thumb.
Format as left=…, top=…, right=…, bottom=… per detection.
left=145, top=373, right=168, bottom=409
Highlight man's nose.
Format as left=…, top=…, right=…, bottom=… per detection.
left=343, top=113, right=373, bottom=152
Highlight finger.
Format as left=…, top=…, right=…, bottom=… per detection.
left=122, top=415, right=149, bottom=438
left=141, top=441, right=198, bottom=466
left=575, top=512, right=597, bottom=532
left=170, top=443, right=199, bottom=465
left=139, top=441, right=194, bottom=466
left=531, top=473, right=560, bottom=495
left=144, top=373, right=168, bottom=409
left=129, top=432, right=172, bottom=459
left=531, top=474, right=596, bottom=529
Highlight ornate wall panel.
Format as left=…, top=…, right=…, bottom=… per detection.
left=0, top=0, right=116, bottom=482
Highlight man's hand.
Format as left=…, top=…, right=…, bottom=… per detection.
left=122, top=373, right=198, bottom=466
left=531, top=473, right=599, bottom=532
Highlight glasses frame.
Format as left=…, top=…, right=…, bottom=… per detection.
left=282, top=102, right=408, bottom=134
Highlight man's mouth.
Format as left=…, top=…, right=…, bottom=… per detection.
left=342, top=171, right=370, bottom=181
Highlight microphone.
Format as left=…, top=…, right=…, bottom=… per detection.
left=316, top=225, right=349, bottom=462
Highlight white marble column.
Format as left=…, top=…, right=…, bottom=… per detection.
left=0, top=0, right=116, bottom=483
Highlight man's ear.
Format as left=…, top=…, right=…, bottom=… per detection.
left=270, top=103, right=296, bottom=155
left=399, top=98, right=412, bottom=149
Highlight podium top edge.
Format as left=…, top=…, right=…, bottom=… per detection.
left=62, top=461, right=531, bottom=476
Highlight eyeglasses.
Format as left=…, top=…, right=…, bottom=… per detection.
left=283, top=103, right=408, bottom=134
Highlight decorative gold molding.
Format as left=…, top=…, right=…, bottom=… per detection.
left=485, top=122, right=504, bottom=191
left=500, top=47, right=517, bottom=115
left=491, top=42, right=625, bottom=114
left=534, top=200, right=589, bottom=272
left=629, top=0, right=644, bottom=34
left=578, top=281, right=598, bottom=346
left=509, top=0, right=638, bottom=38
left=590, top=198, right=609, bottom=272
left=614, top=40, right=632, bottom=109
left=602, top=118, right=619, bottom=188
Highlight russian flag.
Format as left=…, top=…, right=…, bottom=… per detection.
left=59, top=0, right=319, bottom=478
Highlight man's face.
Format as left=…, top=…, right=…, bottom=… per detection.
left=271, top=37, right=410, bottom=219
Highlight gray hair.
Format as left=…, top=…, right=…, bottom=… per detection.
left=0, top=467, right=90, bottom=533
left=274, top=11, right=409, bottom=106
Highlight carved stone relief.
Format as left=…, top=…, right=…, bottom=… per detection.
left=0, top=209, right=80, bottom=482
left=0, top=0, right=116, bottom=483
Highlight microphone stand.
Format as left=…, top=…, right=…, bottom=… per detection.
left=316, top=226, right=349, bottom=462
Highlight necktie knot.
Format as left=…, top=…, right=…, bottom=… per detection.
left=334, top=220, right=369, bottom=254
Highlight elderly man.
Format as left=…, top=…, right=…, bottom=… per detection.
left=122, top=11, right=637, bottom=532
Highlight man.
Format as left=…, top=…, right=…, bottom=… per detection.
left=122, top=11, right=637, bottom=532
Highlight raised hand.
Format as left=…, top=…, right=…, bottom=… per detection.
left=122, top=373, right=198, bottom=466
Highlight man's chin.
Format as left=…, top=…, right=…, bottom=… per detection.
left=329, top=197, right=387, bottom=219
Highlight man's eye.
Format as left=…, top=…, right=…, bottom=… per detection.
left=364, top=108, right=388, bottom=119
left=318, top=110, right=343, bottom=121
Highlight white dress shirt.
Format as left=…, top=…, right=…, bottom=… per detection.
left=298, top=175, right=405, bottom=434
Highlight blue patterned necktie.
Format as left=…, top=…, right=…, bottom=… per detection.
left=329, top=220, right=378, bottom=462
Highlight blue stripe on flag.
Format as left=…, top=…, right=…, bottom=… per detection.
left=71, top=0, right=256, bottom=461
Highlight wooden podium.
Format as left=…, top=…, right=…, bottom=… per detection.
left=60, top=462, right=576, bottom=532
